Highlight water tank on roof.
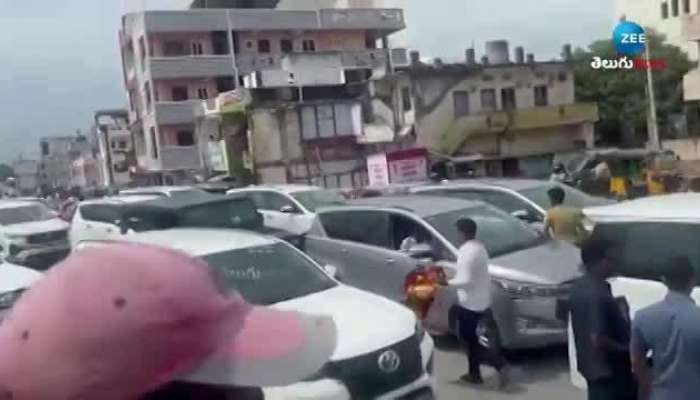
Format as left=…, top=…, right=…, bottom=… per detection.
left=485, top=40, right=510, bottom=64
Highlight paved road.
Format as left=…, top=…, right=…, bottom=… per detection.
left=433, top=337, right=585, bottom=400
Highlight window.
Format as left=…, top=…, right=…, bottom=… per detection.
left=534, top=85, right=549, bottom=106
left=281, top=39, right=293, bottom=53
left=78, top=204, right=122, bottom=225
left=191, top=41, right=204, bottom=55
left=110, top=140, right=117, bottom=149
left=591, top=223, right=700, bottom=285
left=139, top=36, right=146, bottom=70
left=176, top=130, right=195, bottom=146
left=319, top=210, right=391, bottom=248
left=247, top=192, right=297, bottom=213
left=171, top=86, right=189, bottom=101
left=672, top=0, right=680, bottom=16
left=118, top=140, right=128, bottom=149
left=420, top=189, right=541, bottom=221
left=257, top=39, right=271, bottom=53
left=144, top=82, right=152, bottom=110
left=401, top=87, right=413, bottom=112
left=290, top=190, right=345, bottom=212
left=480, top=88, right=497, bottom=111
left=163, top=41, right=186, bottom=56
left=302, top=39, right=316, bottom=52
left=501, top=87, right=516, bottom=110
left=390, top=214, right=446, bottom=258
left=662, top=1, right=669, bottom=18
left=684, top=0, right=691, bottom=13
left=197, top=87, right=209, bottom=100
left=150, top=127, right=158, bottom=159
left=453, top=91, right=470, bottom=117
left=41, top=141, right=49, bottom=156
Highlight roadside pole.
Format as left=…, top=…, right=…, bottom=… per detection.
left=645, top=40, right=661, bottom=150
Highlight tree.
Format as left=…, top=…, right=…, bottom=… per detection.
left=572, top=31, right=694, bottom=146
left=0, top=164, right=14, bottom=182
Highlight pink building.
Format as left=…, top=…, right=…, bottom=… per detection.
left=119, top=6, right=407, bottom=184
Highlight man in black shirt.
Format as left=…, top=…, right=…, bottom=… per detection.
left=569, top=238, right=636, bottom=400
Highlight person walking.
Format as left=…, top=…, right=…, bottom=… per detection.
left=449, top=218, right=510, bottom=389
left=543, top=186, right=588, bottom=246
left=631, top=257, right=700, bottom=400
left=569, top=238, right=636, bottom=400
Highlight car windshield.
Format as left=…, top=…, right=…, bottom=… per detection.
left=291, top=190, right=346, bottom=212
left=0, top=204, right=54, bottom=226
left=519, top=184, right=609, bottom=210
left=424, top=206, right=543, bottom=257
left=203, top=243, right=337, bottom=305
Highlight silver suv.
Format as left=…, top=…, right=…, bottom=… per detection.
left=305, top=196, right=581, bottom=350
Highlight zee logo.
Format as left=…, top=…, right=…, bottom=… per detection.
left=613, top=21, right=647, bottom=56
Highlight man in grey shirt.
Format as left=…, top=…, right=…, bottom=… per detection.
left=631, top=257, right=700, bottom=400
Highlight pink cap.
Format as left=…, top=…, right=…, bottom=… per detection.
left=0, top=243, right=336, bottom=400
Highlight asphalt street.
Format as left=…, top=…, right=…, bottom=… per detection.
left=433, top=337, right=585, bottom=400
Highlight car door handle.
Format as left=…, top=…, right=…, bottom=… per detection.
left=386, top=258, right=395, bottom=264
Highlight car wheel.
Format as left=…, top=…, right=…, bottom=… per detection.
left=476, top=313, right=503, bottom=350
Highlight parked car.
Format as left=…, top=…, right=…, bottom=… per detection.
left=78, top=228, right=435, bottom=399
left=227, top=185, right=346, bottom=234
left=305, top=196, right=581, bottom=350
left=70, top=194, right=304, bottom=250
left=69, top=195, right=161, bottom=247
left=568, top=193, right=700, bottom=389
left=0, top=258, right=43, bottom=321
left=409, top=179, right=611, bottom=224
left=0, top=200, right=70, bottom=260
left=119, top=186, right=210, bottom=200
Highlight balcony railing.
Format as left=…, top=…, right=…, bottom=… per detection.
left=148, top=55, right=233, bottom=79
left=319, top=9, right=405, bottom=31
left=155, top=101, right=200, bottom=125
left=160, top=145, right=202, bottom=170
left=441, top=103, right=599, bottom=155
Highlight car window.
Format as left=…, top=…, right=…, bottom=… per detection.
left=244, top=191, right=297, bottom=213
left=424, top=205, right=543, bottom=257
left=78, top=204, right=122, bottom=224
left=203, top=243, right=337, bottom=305
left=291, top=190, right=346, bottom=212
left=592, top=223, right=700, bottom=285
left=390, top=214, right=452, bottom=261
left=0, top=204, right=54, bottom=225
left=422, top=188, right=540, bottom=217
left=318, top=210, right=391, bottom=248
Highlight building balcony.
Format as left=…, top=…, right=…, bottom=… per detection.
left=154, top=101, right=200, bottom=125
left=148, top=55, right=233, bottom=80
left=684, top=69, right=700, bottom=101
left=319, top=9, right=405, bottom=32
left=683, top=13, right=700, bottom=41
left=160, top=146, right=202, bottom=171
left=441, top=103, right=599, bottom=155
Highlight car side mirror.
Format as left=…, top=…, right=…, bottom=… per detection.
left=323, top=264, right=339, bottom=279
left=280, top=204, right=296, bottom=214
left=405, top=243, right=434, bottom=259
left=512, top=209, right=542, bottom=223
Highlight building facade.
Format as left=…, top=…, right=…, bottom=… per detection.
left=404, top=42, right=598, bottom=178
left=616, top=0, right=699, bottom=60
left=120, top=5, right=408, bottom=185
left=11, top=159, right=39, bottom=195
left=94, top=110, right=134, bottom=187
left=38, top=136, right=91, bottom=191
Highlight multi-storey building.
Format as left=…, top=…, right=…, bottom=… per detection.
left=94, top=110, right=133, bottom=187
left=38, top=136, right=91, bottom=190
left=120, top=4, right=408, bottom=184
left=616, top=0, right=699, bottom=60
left=11, top=158, right=39, bottom=195
left=402, top=41, right=599, bottom=178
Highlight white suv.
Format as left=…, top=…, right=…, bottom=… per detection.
left=227, top=185, right=346, bottom=234
left=568, top=193, right=700, bottom=388
left=0, top=200, right=70, bottom=260
left=80, top=228, right=435, bottom=399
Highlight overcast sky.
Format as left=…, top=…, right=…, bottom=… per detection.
left=0, top=0, right=613, bottom=162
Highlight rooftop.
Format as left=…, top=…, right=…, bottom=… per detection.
left=584, top=193, right=700, bottom=223
left=117, top=228, right=277, bottom=256
left=346, top=195, right=482, bottom=217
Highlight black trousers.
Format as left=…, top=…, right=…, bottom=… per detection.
left=586, top=377, right=637, bottom=400
left=450, top=305, right=507, bottom=377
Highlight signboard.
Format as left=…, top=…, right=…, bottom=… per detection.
left=367, top=153, right=390, bottom=186
left=389, top=157, right=428, bottom=183
left=208, top=140, right=229, bottom=172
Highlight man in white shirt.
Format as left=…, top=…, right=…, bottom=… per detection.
left=449, top=218, right=510, bottom=388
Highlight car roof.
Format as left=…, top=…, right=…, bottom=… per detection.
left=344, top=195, right=483, bottom=217
left=419, top=178, right=549, bottom=192
left=0, top=200, right=42, bottom=209
left=584, top=193, right=700, bottom=223
left=80, top=195, right=161, bottom=206
left=120, top=186, right=197, bottom=194
left=124, top=193, right=243, bottom=211
left=113, top=228, right=278, bottom=256
left=232, top=184, right=323, bottom=194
